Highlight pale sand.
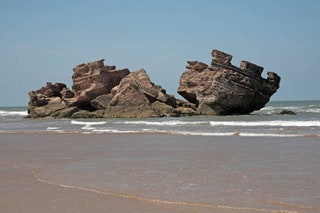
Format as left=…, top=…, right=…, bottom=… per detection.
left=0, top=133, right=319, bottom=213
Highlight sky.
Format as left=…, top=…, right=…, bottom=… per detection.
left=0, top=0, right=319, bottom=106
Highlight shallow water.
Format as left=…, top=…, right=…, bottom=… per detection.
left=1, top=101, right=318, bottom=212
left=1, top=133, right=319, bottom=212
left=1, top=100, right=320, bottom=137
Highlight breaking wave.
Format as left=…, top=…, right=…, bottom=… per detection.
left=81, top=128, right=320, bottom=137
left=118, top=120, right=320, bottom=127
left=71, top=120, right=107, bottom=130
left=0, top=110, right=28, bottom=117
left=1, top=101, right=319, bottom=137
left=71, top=120, right=107, bottom=126
left=120, top=120, right=209, bottom=126
left=209, top=120, right=320, bottom=127
left=257, top=102, right=320, bottom=115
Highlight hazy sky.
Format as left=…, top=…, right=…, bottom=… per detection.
left=1, top=0, right=319, bottom=106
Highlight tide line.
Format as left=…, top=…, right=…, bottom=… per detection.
left=266, top=199, right=318, bottom=212
left=32, top=170, right=298, bottom=213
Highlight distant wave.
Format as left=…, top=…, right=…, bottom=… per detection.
left=209, top=120, right=320, bottom=127
left=258, top=104, right=320, bottom=114
left=92, top=129, right=236, bottom=136
left=3, top=127, right=319, bottom=137
left=92, top=129, right=143, bottom=134
left=71, top=120, right=107, bottom=125
left=47, top=127, right=60, bottom=130
left=118, top=120, right=320, bottom=127
left=0, top=110, right=28, bottom=116
left=174, top=131, right=318, bottom=137
left=71, top=120, right=107, bottom=130
left=87, top=128, right=320, bottom=137
left=120, top=120, right=209, bottom=126
left=305, top=108, right=320, bottom=113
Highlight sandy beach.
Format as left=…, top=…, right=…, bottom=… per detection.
left=0, top=133, right=319, bottom=213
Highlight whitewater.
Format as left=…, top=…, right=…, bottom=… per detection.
left=1, top=100, right=320, bottom=137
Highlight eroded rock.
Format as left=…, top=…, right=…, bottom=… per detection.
left=178, top=49, right=281, bottom=115
left=27, top=59, right=187, bottom=118
left=70, top=59, right=130, bottom=107
left=28, top=49, right=280, bottom=118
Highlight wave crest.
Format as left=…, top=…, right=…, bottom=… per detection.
left=209, top=120, right=320, bottom=127
left=0, top=110, right=28, bottom=116
left=120, top=120, right=210, bottom=126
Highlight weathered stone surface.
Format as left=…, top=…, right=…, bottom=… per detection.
left=112, top=69, right=176, bottom=106
left=28, top=83, right=70, bottom=118
left=211, top=49, right=232, bottom=66
left=61, top=88, right=74, bottom=99
left=178, top=49, right=281, bottom=115
left=186, top=61, right=209, bottom=72
left=70, top=110, right=102, bottom=119
left=240, top=61, right=264, bottom=76
left=91, top=94, right=113, bottom=110
left=70, top=59, right=130, bottom=107
left=28, top=60, right=183, bottom=118
left=35, top=82, right=68, bottom=98
left=28, top=96, right=67, bottom=118
left=95, top=69, right=181, bottom=118
left=28, top=49, right=280, bottom=118
left=53, top=106, right=79, bottom=118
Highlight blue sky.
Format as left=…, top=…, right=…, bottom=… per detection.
left=0, top=0, right=319, bottom=106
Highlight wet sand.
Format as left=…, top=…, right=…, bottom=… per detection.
left=0, top=133, right=319, bottom=213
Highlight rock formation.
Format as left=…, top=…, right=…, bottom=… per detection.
left=280, top=110, right=297, bottom=115
left=28, top=59, right=194, bottom=118
left=71, top=59, right=130, bottom=107
left=28, top=49, right=280, bottom=118
left=90, top=68, right=185, bottom=117
left=28, top=82, right=72, bottom=118
left=178, top=49, right=281, bottom=115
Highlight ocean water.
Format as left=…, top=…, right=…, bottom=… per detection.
left=1, top=100, right=320, bottom=137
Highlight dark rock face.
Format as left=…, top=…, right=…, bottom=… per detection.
left=178, top=49, right=281, bottom=115
left=27, top=49, right=280, bottom=118
left=280, top=110, right=297, bottom=115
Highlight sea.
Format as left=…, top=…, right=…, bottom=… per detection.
left=1, top=100, right=320, bottom=137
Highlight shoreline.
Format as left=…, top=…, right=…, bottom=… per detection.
left=1, top=133, right=319, bottom=212
left=1, top=130, right=319, bottom=138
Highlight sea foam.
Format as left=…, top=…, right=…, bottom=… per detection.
left=0, top=110, right=28, bottom=116
left=71, top=120, right=107, bottom=125
left=71, top=120, right=107, bottom=130
left=120, top=120, right=209, bottom=126
left=209, top=120, right=320, bottom=127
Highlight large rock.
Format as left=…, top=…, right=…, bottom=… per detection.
left=91, top=69, right=182, bottom=117
left=70, top=59, right=130, bottom=106
left=28, top=82, right=70, bottom=118
left=178, top=49, right=281, bottom=115
left=27, top=59, right=190, bottom=118
left=28, top=49, right=280, bottom=118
